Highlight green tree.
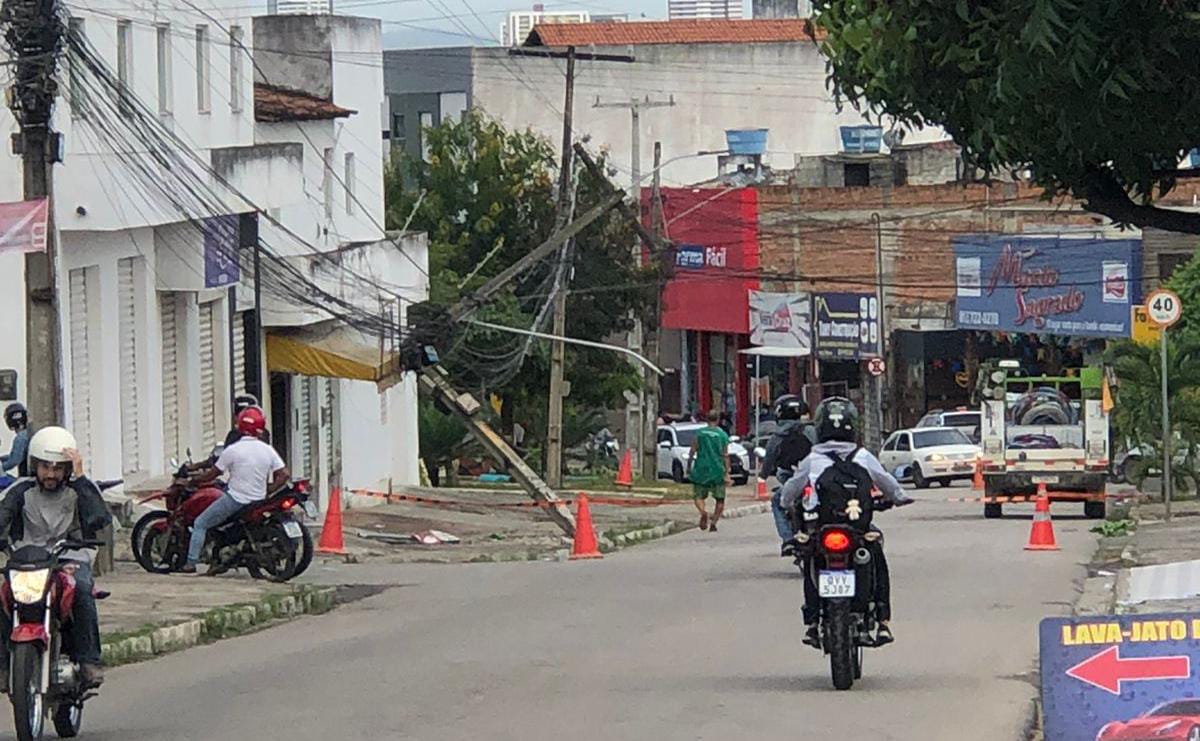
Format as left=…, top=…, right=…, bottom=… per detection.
left=812, top=1, right=1200, bottom=233
left=417, top=397, right=473, bottom=488
left=387, top=111, right=657, bottom=470
left=1166, top=244, right=1200, bottom=337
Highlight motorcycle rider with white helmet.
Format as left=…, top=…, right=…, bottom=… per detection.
left=0, top=427, right=111, bottom=690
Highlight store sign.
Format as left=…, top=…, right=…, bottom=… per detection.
left=814, top=293, right=880, bottom=360
left=748, top=290, right=811, bottom=352
left=675, top=244, right=728, bottom=270
left=202, top=215, right=241, bottom=289
left=954, top=237, right=1141, bottom=338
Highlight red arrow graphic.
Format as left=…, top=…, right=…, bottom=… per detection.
left=1066, top=646, right=1191, bottom=695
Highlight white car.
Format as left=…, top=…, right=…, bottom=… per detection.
left=916, top=408, right=983, bottom=443
left=656, top=423, right=751, bottom=486
left=879, top=427, right=980, bottom=489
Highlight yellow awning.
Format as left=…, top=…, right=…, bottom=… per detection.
left=266, top=323, right=394, bottom=383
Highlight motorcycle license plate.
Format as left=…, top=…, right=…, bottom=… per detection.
left=818, top=570, right=856, bottom=598
left=282, top=520, right=303, bottom=539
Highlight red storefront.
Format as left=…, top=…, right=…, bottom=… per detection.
left=653, top=186, right=760, bottom=435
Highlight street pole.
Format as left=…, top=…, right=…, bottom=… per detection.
left=7, top=0, right=65, bottom=424
left=1161, top=328, right=1173, bottom=521
left=546, top=46, right=576, bottom=490
left=640, top=141, right=666, bottom=481
left=869, top=213, right=886, bottom=450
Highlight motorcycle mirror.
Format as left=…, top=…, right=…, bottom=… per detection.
left=186, top=447, right=193, bottom=461
left=170, top=457, right=179, bottom=469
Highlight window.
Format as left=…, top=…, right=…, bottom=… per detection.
left=344, top=153, right=356, bottom=215
left=656, top=429, right=673, bottom=446
left=913, top=429, right=971, bottom=449
left=67, top=18, right=86, bottom=118
left=896, top=434, right=911, bottom=452
left=843, top=162, right=871, bottom=187
left=156, top=24, right=172, bottom=115
left=229, top=26, right=244, bottom=113
left=418, top=111, right=433, bottom=160
left=883, top=433, right=898, bottom=452
left=322, top=148, right=334, bottom=219
left=391, top=113, right=406, bottom=149
left=116, top=20, right=133, bottom=116
left=195, top=25, right=211, bottom=113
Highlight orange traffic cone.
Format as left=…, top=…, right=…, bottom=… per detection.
left=615, top=449, right=634, bottom=489
left=317, top=487, right=347, bottom=555
left=1024, top=485, right=1060, bottom=551
left=756, top=478, right=771, bottom=501
left=569, top=494, right=603, bottom=560
left=973, top=459, right=984, bottom=491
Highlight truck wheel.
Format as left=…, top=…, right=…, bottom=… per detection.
left=1084, top=500, right=1106, bottom=520
left=984, top=502, right=1002, bottom=519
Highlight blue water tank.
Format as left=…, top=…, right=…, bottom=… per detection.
left=840, top=125, right=884, bottom=154
left=726, top=129, right=769, bottom=156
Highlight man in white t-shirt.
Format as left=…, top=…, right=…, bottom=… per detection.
left=181, top=407, right=289, bottom=575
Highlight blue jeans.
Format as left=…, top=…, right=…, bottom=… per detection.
left=771, top=469, right=795, bottom=542
left=186, top=493, right=245, bottom=565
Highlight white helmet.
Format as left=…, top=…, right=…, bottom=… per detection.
left=28, top=427, right=77, bottom=465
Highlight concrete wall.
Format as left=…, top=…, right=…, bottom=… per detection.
left=1142, top=227, right=1200, bottom=294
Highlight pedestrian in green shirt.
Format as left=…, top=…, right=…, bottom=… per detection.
left=689, top=409, right=731, bottom=532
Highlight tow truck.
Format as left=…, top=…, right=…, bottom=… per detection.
left=977, top=362, right=1109, bottom=520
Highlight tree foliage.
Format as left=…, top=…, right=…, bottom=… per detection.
left=386, top=111, right=657, bottom=460
left=813, top=0, right=1200, bottom=233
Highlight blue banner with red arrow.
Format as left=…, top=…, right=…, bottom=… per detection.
left=1041, top=613, right=1200, bottom=741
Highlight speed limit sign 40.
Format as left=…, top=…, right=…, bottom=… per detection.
left=1146, top=288, right=1183, bottom=328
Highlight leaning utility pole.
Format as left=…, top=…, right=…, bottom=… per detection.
left=3, top=0, right=65, bottom=424
left=593, top=95, right=675, bottom=478
left=545, top=46, right=577, bottom=490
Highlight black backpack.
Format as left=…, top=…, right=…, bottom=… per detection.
left=814, top=449, right=874, bottom=530
left=773, top=423, right=815, bottom=474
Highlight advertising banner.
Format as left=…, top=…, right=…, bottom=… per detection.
left=0, top=198, right=48, bottom=255
left=748, top=290, right=811, bottom=353
left=1041, top=613, right=1200, bottom=741
left=814, top=293, right=880, bottom=360
left=954, top=236, right=1141, bottom=338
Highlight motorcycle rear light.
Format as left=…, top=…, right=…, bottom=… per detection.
left=295, top=480, right=309, bottom=494
left=822, top=530, right=851, bottom=553
left=281, top=498, right=296, bottom=511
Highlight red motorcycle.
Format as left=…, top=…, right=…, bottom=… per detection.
left=1, top=538, right=107, bottom=741
left=130, top=461, right=312, bottom=582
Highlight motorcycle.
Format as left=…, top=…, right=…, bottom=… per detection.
left=130, top=457, right=312, bottom=582
left=1, top=538, right=107, bottom=741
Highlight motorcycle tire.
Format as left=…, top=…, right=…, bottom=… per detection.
left=826, top=602, right=856, bottom=691
left=131, top=511, right=178, bottom=574
left=52, top=702, right=83, bottom=738
left=246, top=522, right=299, bottom=583
left=11, top=643, right=45, bottom=741
left=292, top=522, right=314, bottom=577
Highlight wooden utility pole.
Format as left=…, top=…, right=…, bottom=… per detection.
left=642, top=142, right=667, bottom=481
left=545, top=46, right=577, bottom=490
left=6, top=0, right=65, bottom=424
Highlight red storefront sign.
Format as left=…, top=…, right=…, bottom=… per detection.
left=0, top=198, right=49, bottom=255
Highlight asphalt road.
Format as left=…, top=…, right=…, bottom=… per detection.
left=62, top=488, right=1094, bottom=741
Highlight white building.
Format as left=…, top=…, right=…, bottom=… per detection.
left=502, top=7, right=591, bottom=47
left=0, top=3, right=425, bottom=502
left=668, top=0, right=744, bottom=20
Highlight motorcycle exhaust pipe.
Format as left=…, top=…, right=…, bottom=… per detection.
left=854, top=547, right=872, bottom=566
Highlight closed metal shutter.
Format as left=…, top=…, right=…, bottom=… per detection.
left=118, top=258, right=140, bottom=475
left=160, top=293, right=179, bottom=464
left=231, top=311, right=246, bottom=398
left=297, top=377, right=312, bottom=478
left=68, top=268, right=92, bottom=463
left=199, top=301, right=217, bottom=452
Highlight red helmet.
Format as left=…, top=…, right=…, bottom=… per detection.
left=236, top=407, right=267, bottom=438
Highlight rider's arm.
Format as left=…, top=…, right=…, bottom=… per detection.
left=856, top=451, right=910, bottom=504
left=0, top=429, right=28, bottom=472
left=267, top=446, right=289, bottom=495
left=71, top=477, right=113, bottom=534
left=779, top=456, right=812, bottom=511
left=0, top=484, right=25, bottom=540
left=759, top=433, right=783, bottom=480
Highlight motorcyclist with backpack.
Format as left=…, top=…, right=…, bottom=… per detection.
left=780, top=397, right=913, bottom=648
left=756, top=395, right=816, bottom=557
left=0, top=403, right=31, bottom=478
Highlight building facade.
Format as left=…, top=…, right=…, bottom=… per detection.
left=501, top=8, right=591, bottom=47
left=668, top=0, right=744, bottom=20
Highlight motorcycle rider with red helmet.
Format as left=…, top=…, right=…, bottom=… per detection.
left=180, top=408, right=289, bottom=575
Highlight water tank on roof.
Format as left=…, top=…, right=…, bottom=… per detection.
left=726, top=129, right=769, bottom=156
left=840, top=125, right=883, bottom=154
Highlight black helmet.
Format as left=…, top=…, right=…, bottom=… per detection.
left=774, top=394, right=808, bottom=421
left=233, top=394, right=259, bottom=415
left=814, top=397, right=859, bottom=443
left=4, top=402, right=28, bottom=431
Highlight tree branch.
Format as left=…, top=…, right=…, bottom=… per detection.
left=1082, top=174, right=1200, bottom=235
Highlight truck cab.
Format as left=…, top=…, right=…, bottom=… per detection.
left=978, top=364, right=1109, bottom=520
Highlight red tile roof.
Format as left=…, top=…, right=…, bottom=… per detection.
left=525, top=19, right=824, bottom=47
left=254, top=84, right=356, bottom=123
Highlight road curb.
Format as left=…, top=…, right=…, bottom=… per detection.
left=555, top=501, right=771, bottom=560
left=100, top=585, right=338, bottom=667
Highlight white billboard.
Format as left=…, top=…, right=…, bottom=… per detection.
left=748, top=290, right=812, bottom=354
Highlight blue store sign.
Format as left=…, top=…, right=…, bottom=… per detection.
left=1041, top=613, right=1200, bottom=741
left=954, top=236, right=1141, bottom=338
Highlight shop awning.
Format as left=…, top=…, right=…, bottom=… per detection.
left=266, top=323, right=392, bottom=383
left=739, top=345, right=811, bottom=357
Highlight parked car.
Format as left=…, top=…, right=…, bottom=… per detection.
left=916, top=408, right=983, bottom=443
left=879, top=427, right=981, bottom=489
left=656, top=423, right=751, bottom=486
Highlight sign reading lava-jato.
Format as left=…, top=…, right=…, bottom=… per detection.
left=954, top=236, right=1141, bottom=338
left=1041, top=613, right=1200, bottom=741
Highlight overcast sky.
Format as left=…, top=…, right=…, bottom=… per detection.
left=368, top=0, right=749, bottom=47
